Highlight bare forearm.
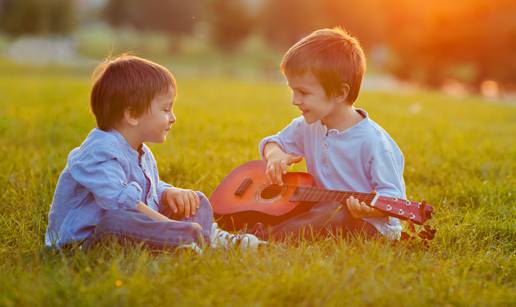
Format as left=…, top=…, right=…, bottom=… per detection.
left=264, top=142, right=284, bottom=160
left=136, top=201, right=171, bottom=222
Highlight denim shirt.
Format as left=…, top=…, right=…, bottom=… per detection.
left=45, top=128, right=172, bottom=247
left=259, top=109, right=405, bottom=240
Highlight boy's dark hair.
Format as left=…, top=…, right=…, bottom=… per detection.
left=90, top=54, right=176, bottom=131
left=281, top=27, right=366, bottom=103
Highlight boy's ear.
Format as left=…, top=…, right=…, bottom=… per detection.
left=336, top=83, right=351, bottom=103
left=123, top=108, right=139, bottom=126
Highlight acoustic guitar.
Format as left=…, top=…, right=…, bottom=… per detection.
left=211, top=160, right=434, bottom=235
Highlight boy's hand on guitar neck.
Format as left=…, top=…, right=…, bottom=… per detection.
left=264, top=142, right=303, bottom=185
left=346, top=195, right=387, bottom=219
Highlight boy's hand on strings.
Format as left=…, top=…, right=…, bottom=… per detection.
left=163, top=187, right=200, bottom=219
left=264, top=143, right=303, bottom=185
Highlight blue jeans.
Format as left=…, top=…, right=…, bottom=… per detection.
left=82, top=192, right=213, bottom=250
left=265, top=201, right=380, bottom=241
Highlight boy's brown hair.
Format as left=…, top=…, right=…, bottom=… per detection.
left=90, top=54, right=176, bottom=131
left=281, top=27, right=366, bottom=103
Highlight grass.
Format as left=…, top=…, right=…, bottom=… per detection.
left=0, top=59, right=514, bottom=306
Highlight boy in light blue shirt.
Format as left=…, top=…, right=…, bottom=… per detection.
left=45, top=55, right=264, bottom=251
left=259, top=28, right=405, bottom=240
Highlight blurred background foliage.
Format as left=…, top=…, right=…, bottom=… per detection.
left=0, top=0, right=514, bottom=92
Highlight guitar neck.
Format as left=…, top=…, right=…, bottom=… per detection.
left=289, top=185, right=433, bottom=225
left=290, top=186, right=376, bottom=204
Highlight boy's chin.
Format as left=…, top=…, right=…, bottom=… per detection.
left=302, top=115, right=317, bottom=124
left=147, top=136, right=167, bottom=144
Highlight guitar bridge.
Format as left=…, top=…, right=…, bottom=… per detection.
left=234, top=177, right=253, bottom=197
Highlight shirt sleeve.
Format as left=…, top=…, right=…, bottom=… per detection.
left=156, top=180, right=172, bottom=208
left=68, top=147, right=142, bottom=210
left=258, top=117, right=305, bottom=159
left=369, top=149, right=406, bottom=199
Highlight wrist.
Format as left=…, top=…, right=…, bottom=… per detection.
left=162, top=187, right=178, bottom=202
left=264, top=142, right=282, bottom=160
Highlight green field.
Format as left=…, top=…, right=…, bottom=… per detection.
left=0, top=61, right=514, bottom=306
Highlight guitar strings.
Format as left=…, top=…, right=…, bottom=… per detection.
left=262, top=183, right=375, bottom=203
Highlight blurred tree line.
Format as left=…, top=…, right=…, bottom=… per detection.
left=0, top=0, right=514, bottom=89
left=0, top=0, right=74, bottom=36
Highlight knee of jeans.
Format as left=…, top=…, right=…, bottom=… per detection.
left=196, top=192, right=213, bottom=213
left=196, top=191, right=208, bottom=202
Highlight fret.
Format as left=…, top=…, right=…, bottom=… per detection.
left=318, top=188, right=326, bottom=202
left=315, top=189, right=324, bottom=202
left=312, top=188, right=320, bottom=202
left=306, top=188, right=313, bottom=201
left=299, top=187, right=308, bottom=201
left=329, top=190, right=336, bottom=202
left=307, top=187, right=315, bottom=202
left=319, top=190, right=326, bottom=201
left=335, top=191, right=343, bottom=202
left=334, top=190, right=342, bottom=202
left=322, top=190, right=330, bottom=202
left=340, top=191, right=352, bottom=202
left=313, top=188, right=321, bottom=202
left=301, top=187, right=309, bottom=201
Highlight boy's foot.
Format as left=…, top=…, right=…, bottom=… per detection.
left=210, top=223, right=267, bottom=251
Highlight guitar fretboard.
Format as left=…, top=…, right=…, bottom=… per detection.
left=290, top=186, right=376, bottom=204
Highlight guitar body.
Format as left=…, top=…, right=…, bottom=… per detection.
left=210, top=160, right=315, bottom=230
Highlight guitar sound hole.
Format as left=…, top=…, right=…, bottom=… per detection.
left=261, top=184, right=283, bottom=199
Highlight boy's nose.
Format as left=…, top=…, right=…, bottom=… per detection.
left=292, top=96, right=301, bottom=106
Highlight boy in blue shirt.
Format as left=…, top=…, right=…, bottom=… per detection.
left=259, top=28, right=405, bottom=241
left=45, top=55, right=264, bottom=252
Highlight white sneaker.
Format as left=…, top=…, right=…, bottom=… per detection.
left=210, top=223, right=267, bottom=251
left=177, top=242, right=203, bottom=255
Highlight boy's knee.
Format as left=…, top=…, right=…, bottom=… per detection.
left=196, top=191, right=213, bottom=210
left=196, top=191, right=208, bottom=202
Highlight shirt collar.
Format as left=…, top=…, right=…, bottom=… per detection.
left=320, top=108, right=369, bottom=136
left=107, top=129, right=145, bottom=160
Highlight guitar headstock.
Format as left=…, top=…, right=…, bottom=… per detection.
left=371, top=196, right=433, bottom=225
